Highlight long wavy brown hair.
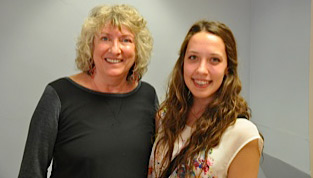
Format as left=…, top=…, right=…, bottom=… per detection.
left=154, top=20, right=250, bottom=177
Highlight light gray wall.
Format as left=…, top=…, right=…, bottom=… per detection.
left=250, top=0, right=311, bottom=176
left=0, top=0, right=252, bottom=177
left=3, top=0, right=311, bottom=177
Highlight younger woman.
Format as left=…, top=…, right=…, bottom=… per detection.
left=148, top=20, right=263, bottom=178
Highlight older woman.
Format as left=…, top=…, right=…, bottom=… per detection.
left=19, top=4, right=158, bottom=178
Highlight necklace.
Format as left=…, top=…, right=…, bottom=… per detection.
left=191, top=108, right=204, bottom=118
left=187, top=107, right=205, bottom=126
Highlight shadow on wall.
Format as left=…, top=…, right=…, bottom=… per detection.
left=260, top=153, right=310, bottom=178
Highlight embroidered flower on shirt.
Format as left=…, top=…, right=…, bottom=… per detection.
left=190, top=149, right=215, bottom=177
left=176, top=165, right=197, bottom=178
left=173, top=149, right=215, bottom=178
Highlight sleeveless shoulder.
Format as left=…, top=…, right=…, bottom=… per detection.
left=220, top=119, right=263, bottom=168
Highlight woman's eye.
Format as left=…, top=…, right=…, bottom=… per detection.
left=100, top=36, right=109, bottom=41
left=188, top=55, right=197, bottom=60
left=122, top=38, right=132, bottom=43
left=211, top=57, right=221, bottom=63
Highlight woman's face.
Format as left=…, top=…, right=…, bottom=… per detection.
left=183, top=31, right=227, bottom=104
left=93, top=23, right=136, bottom=81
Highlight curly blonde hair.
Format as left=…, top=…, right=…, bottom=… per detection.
left=154, top=20, right=251, bottom=177
left=75, top=4, right=153, bottom=81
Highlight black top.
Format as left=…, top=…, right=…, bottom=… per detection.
left=18, top=78, right=158, bottom=178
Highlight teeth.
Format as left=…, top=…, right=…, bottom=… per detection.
left=106, top=58, right=122, bottom=63
left=194, top=80, right=209, bottom=85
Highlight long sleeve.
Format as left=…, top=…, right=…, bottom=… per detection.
left=154, top=90, right=159, bottom=111
left=18, top=85, right=61, bottom=178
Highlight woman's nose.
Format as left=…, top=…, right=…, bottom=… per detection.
left=196, top=59, right=208, bottom=74
left=110, top=40, right=121, bottom=54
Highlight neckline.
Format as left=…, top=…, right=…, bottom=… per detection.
left=184, top=125, right=193, bottom=132
left=65, top=77, right=142, bottom=97
left=185, top=125, right=192, bottom=129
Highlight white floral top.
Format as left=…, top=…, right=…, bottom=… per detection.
left=148, top=119, right=263, bottom=178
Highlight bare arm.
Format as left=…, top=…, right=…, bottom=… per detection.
left=227, top=139, right=261, bottom=178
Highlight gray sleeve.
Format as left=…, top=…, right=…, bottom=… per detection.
left=154, top=91, right=159, bottom=112
left=18, top=85, right=61, bottom=178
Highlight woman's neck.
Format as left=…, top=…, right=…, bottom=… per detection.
left=186, top=98, right=211, bottom=126
left=92, top=73, right=133, bottom=93
left=70, top=72, right=137, bottom=93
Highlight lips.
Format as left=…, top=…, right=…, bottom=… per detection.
left=193, top=79, right=212, bottom=87
left=105, top=58, right=123, bottom=64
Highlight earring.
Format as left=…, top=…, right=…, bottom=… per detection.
left=130, top=63, right=139, bottom=81
left=88, top=59, right=96, bottom=77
